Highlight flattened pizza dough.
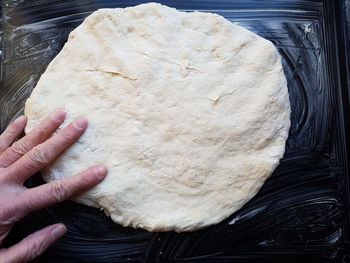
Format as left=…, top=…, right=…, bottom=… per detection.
left=25, top=3, right=290, bottom=232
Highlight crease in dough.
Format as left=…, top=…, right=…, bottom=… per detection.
left=24, top=3, right=290, bottom=232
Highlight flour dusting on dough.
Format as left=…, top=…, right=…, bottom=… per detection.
left=25, top=3, right=290, bottom=232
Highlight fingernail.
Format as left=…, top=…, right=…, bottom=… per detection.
left=51, top=108, right=66, bottom=122
left=15, top=115, right=27, bottom=125
left=51, top=224, right=66, bottom=239
left=94, top=164, right=107, bottom=179
left=74, top=117, right=88, bottom=130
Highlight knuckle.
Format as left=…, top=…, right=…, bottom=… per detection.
left=76, top=175, right=90, bottom=189
left=0, top=206, right=11, bottom=223
left=0, top=141, right=6, bottom=152
left=58, top=129, right=74, bottom=142
left=11, top=140, right=30, bottom=156
left=7, top=124, right=19, bottom=137
left=29, top=146, right=52, bottom=166
left=21, top=198, right=36, bottom=214
left=35, top=126, right=48, bottom=139
left=50, top=182, right=68, bottom=202
left=80, top=173, right=92, bottom=185
left=28, top=237, right=45, bottom=260
left=12, top=119, right=23, bottom=130
left=0, top=205, right=16, bottom=224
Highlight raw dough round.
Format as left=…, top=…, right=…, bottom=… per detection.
left=25, top=3, right=290, bottom=232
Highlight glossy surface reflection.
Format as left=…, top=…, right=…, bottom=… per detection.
left=1, top=1, right=349, bottom=262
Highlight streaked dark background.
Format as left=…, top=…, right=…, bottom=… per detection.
left=1, top=1, right=350, bottom=262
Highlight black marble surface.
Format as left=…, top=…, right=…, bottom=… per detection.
left=1, top=0, right=350, bottom=262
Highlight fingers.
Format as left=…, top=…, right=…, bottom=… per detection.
left=18, top=165, right=107, bottom=217
left=0, top=165, right=106, bottom=232
left=0, top=223, right=66, bottom=263
left=0, top=109, right=66, bottom=168
left=4, top=116, right=88, bottom=183
left=0, top=116, right=27, bottom=155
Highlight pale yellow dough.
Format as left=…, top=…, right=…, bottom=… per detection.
left=25, top=3, right=290, bottom=232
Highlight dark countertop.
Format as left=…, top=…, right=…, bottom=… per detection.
left=1, top=1, right=350, bottom=262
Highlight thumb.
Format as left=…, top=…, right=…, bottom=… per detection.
left=0, top=223, right=66, bottom=263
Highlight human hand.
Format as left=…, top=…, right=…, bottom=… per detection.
left=0, top=109, right=107, bottom=263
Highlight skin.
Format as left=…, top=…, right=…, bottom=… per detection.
left=0, top=109, right=107, bottom=263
